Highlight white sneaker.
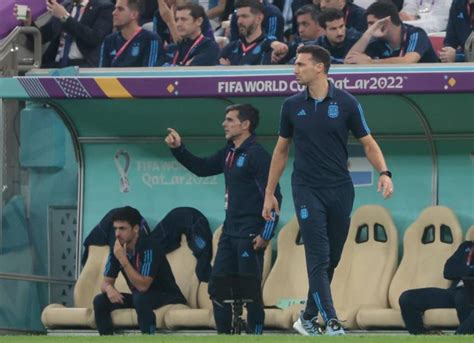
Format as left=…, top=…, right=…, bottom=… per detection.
left=293, top=312, right=323, bottom=336
left=325, top=318, right=345, bottom=336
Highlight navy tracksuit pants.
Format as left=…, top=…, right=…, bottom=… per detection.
left=399, top=287, right=474, bottom=334
left=93, top=289, right=181, bottom=335
left=292, top=183, right=354, bottom=322
left=208, top=233, right=265, bottom=334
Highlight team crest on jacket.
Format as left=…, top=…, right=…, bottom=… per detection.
left=236, top=154, right=246, bottom=167
left=328, top=102, right=339, bottom=118
left=131, top=43, right=140, bottom=57
left=252, top=45, right=262, bottom=55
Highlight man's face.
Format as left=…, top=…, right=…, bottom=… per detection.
left=113, top=220, right=138, bottom=246
left=367, top=14, right=389, bottom=39
left=294, top=53, right=323, bottom=85
left=236, top=7, right=261, bottom=38
left=320, top=0, right=345, bottom=10
left=113, top=0, right=137, bottom=29
left=175, top=9, right=201, bottom=39
left=222, top=110, right=247, bottom=141
left=325, top=18, right=346, bottom=45
left=297, top=13, right=324, bottom=41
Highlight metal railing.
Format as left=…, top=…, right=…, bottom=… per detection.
left=0, top=26, right=41, bottom=75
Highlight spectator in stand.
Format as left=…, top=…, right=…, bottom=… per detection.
left=164, top=3, right=220, bottom=66
left=14, top=0, right=114, bottom=68
left=440, top=0, right=474, bottom=62
left=281, top=5, right=324, bottom=63
left=312, top=8, right=362, bottom=63
left=345, top=0, right=438, bottom=64
left=399, top=0, right=453, bottom=34
left=320, top=0, right=367, bottom=33
left=229, top=0, right=285, bottom=41
left=153, top=0, right=215, bottom=45
left=220, top=0, right=288, bottom=65
left=354, top=1, right=404, bottom=11
left=99, top=0, right=164, bottom=67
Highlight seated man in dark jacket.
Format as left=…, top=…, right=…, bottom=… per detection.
left=164, top=3, right=220, bottom=66
left=93, top=206, right=186, bottom=335
left=16, top=0, right=113, bottom=68
left=399, top=239, right=474, bottom=335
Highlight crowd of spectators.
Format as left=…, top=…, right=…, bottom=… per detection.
left=13, top=0, right=474, bottom=68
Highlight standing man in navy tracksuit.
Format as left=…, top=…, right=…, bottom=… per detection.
left=165, top=104, right=282, bottom=335
left=263, top=45, right=393, bottom=336
left=93, top=206, right=186, bottom=335
left=400, top=239, right=474, bottom=334
left=99, top=0, right=164, bottom=67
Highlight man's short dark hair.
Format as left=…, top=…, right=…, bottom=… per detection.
left=225, top=104, right=260, bottom=133
left=318, top=8, right=344, bottom=29
left=235, top=0, right=265, bottom=16
left=126, top=0, right=144, bottom=15
left=295, top=4, right=320, bottom=24
left=112, top=206, right=142, bottom=228
left=296, top=45, right=331, bottom=74
left=366, top=0, right=401, bottom=26
left=176, top=2, right=206, bottom=21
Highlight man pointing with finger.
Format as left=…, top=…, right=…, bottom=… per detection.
left=93, top=206, right=186, bottom=335
left=165, top=104, right=282, bottom=334
left=262, top=45, right=393, bottom=336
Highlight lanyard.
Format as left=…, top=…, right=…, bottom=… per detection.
left=112, top=27, right=143, bottom=63
left=344, top=7, right=349, bottom=24
left=173, top=34, right=205, bottom=65
left=241, top=41, right=258, bottom=56
left=398, top=30, right=408, bottom=57
left=225, top=149, right=236, bottom=168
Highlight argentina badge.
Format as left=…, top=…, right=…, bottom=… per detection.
left=328, top=102, right=339, bottom=119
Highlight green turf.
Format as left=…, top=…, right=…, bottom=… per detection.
left=0, top=336, right=473, bottom=343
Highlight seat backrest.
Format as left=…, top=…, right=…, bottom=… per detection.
left=332, top=205, right=398, bottom=310
left=466, top=226, right=474, bottom=241
left=166, top=234, right=200, bottom=308
left=74, top=245, right=109, bottom=308
left=262, top=216, right=308, bottom=306
left=388, top=206, right=463, bottom=309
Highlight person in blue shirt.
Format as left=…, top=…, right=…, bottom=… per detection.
left=320, top=0, right=367, bottom=33
left=154, top=0, right=215, bottom=45
left=310, top=8, right=361, bottom=63
left=229, top=0, right=285, bottom=41
left=93, top=206, right=186, bottom=335
left=165, top=104, right=282, bottom=335
left=440, top=0, right=474, bottom=62
left=400, top=239, right=474, bottom=335
left=281, top=4, right=324, bottom=64
left=220, top=0, right=288, bottom=65
left=164, top=3, right=220, bottom=66
left=263, top=45, right=393, bottom=336
left=99, top=0, right=164, bottom=67
left=345, top=0, right=438, bottom=64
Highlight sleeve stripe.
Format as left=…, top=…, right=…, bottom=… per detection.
left=407, top=33, right=418, bottom=53
left=99, top=42, right=105, bottom=67
left=357, top=103, right=371, bottom=134
left=141, top=249, right=153, bottom=276
left=261, top=211, right=276, bottom=240
left=149, top=40, right=157, bottom=67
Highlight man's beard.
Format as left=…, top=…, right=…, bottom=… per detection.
left=239, top=23, right=256, bottom=39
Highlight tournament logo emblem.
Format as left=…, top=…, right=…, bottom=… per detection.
left=131, top=43, right=140, bottom=57
left=328, top=103, right=339, bottom=119
left=236, top=154, right=246, bottom=167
